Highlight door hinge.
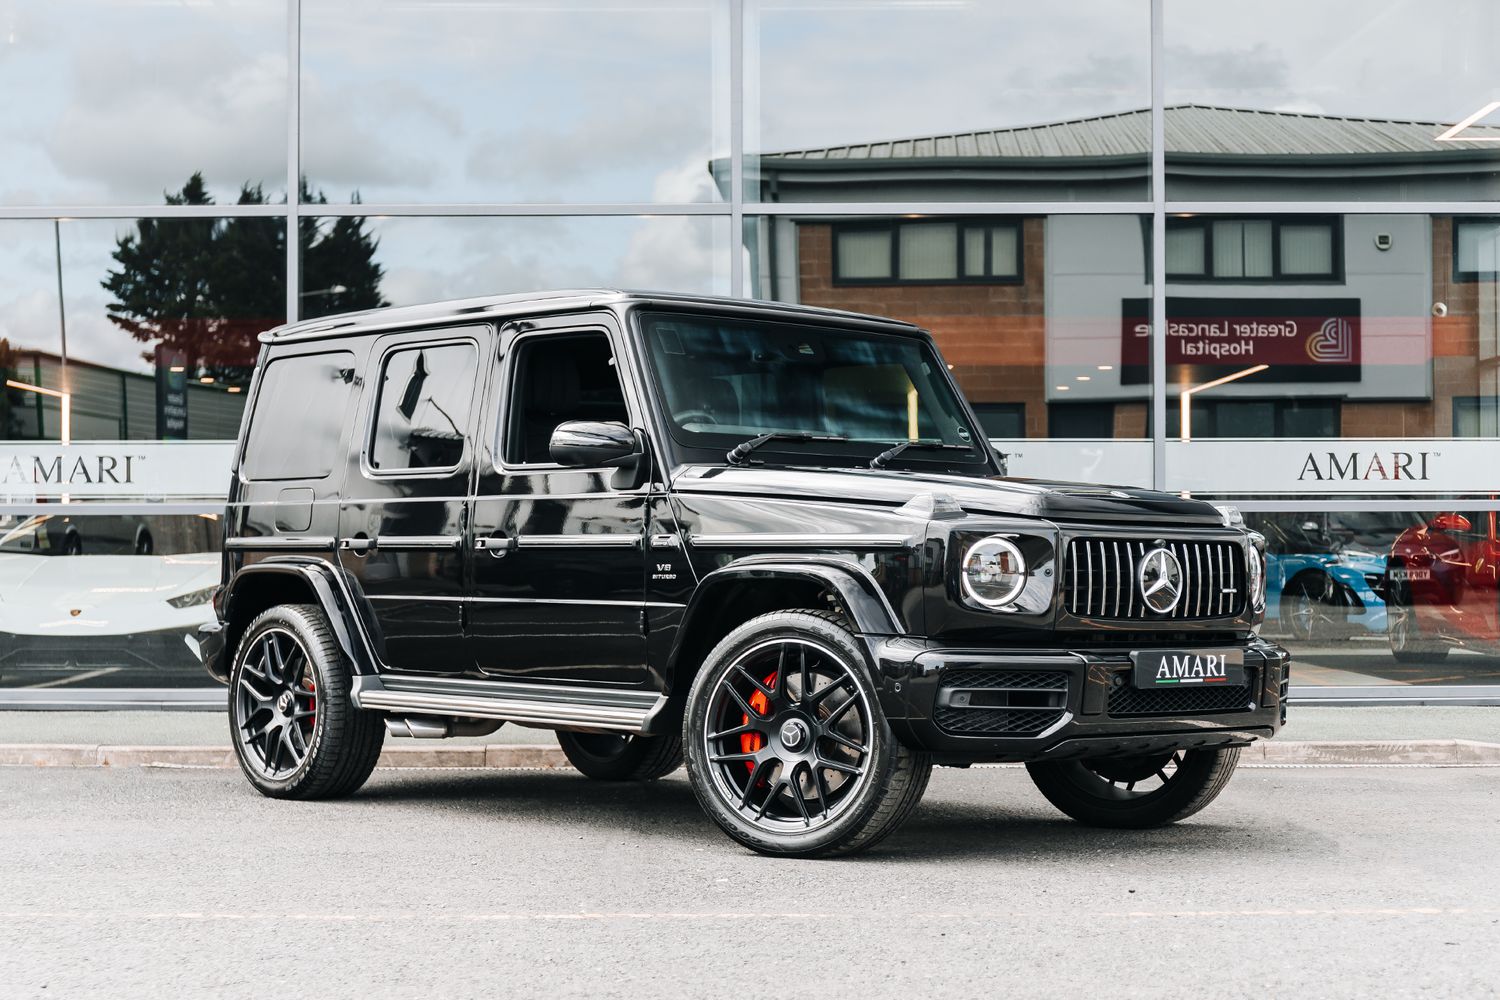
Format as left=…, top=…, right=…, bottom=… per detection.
left=639, top=608, right=649, bottom=636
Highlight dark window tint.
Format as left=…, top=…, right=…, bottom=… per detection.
left=241, top=351, right=355, bottom=481
left=505, top=333, right=628, bottom=465
left=1169, top=397, right=1339, bottom=438
left=370, top=343, right=477, bottom=472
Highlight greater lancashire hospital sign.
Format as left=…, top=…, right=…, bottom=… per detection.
left=0, top=442, right=235, bottom=501
left=1121, top=297, right=1361, bottom=383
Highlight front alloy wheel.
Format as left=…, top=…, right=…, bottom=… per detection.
left=229, top=604, right=384, bottom=799
left=1027, top=747, right=1241, bottom=829
left=683, top=610, right=930, bottom=857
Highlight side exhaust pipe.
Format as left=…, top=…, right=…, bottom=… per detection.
left=383, top=716, right=506, bottom=739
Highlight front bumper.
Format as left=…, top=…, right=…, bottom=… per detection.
left=871, top=636, right=1289, bottom=763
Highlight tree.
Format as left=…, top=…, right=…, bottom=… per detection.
left=102, top=172, right=387, bottom=381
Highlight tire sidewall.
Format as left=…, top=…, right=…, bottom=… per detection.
left=682, top=612, right=897, bottom=856
left=1029, top=747, right=1237, bottom=827
left=228, top=605, right=339, bottom=797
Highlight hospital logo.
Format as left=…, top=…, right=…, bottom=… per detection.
left=1305, top=317, right=1354, bottom=363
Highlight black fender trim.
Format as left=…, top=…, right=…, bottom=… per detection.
left=663, top=555, right=908, bottom=703
left=688, top=555, right=904, bottom=636
left=212, top=558, right=380, bottom=684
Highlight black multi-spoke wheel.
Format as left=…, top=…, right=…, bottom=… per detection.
left=1026, top=746, right=1242, bottom=829
left=228, top=604, right=384, bottom=800
left=683, top=610, right=931, bottom=857
left=556, top=730, right=682, bottom=781
left=235, top=627, right=318, bottom=778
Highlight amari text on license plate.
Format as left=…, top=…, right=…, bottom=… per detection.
left=1130, top=649, right=1246, bottom=688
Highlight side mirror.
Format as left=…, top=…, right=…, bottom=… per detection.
left=549, top=420, right=639, bottom=469
left=1430, top=513, right=1472, bottom=533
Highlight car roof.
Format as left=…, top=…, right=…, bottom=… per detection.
left=262, top=289, right=924, bottom=344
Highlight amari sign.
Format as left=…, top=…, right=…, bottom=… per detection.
left=1121, top=297, right=1362, bottom=384
left=1166, top=439, right=1499, bottom=496
left=0, top=442, right=235, bottom=501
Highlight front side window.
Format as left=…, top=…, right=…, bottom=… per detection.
left=503, top=333, right=628, bottom=466
left=641, top=311, right=985, bottom=469
left=369, top=342, right=477, bottom=472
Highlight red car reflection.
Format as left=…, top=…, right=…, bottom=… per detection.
left=1386, top=511, right=1500, bottom=662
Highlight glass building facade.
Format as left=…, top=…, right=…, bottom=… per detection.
left=1, top=0, right=1498, bottom=696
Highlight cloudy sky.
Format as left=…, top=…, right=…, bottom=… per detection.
left=1, top=0, right=1496, bottom=376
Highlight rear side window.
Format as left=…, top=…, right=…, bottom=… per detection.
left=241, top=351, right=355, bottom=481
left=370, top=342, right=478, bottom=472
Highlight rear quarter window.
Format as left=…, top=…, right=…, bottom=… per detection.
left=241, top=351, right=356, bottom=481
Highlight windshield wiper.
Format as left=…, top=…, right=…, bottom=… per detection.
left=726, top=432, right=849, bottom=466
left=869, top=440, right=977, bottom=469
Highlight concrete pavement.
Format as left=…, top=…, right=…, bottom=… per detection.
left=1, top=763, right=1497, bottom=999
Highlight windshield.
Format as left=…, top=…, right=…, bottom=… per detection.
left=640, top=311, right=988, bottom=469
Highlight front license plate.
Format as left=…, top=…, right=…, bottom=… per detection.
left=1131, top=649, right=1246, bottom=688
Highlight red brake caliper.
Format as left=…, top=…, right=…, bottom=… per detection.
left=740, top=671, right=777, bottom=775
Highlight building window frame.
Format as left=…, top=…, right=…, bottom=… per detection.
left=831, top=218, right=1024, bottom=287
left=1453, top=216, right=1500, bottom=282
left=1165, top=215, right=1344, bottom=284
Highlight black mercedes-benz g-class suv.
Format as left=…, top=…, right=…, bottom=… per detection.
left=199, top=289, right=1287, bottom=857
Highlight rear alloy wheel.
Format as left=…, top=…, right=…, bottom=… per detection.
left=556, top=731, right=682, bottom=781
left=229, top=604, right=384, bottom=799
left=683, top=610, right=931, bottom=858
left=1027, top=747, right=1241, bottom=829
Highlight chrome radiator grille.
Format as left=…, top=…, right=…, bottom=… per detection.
left=1064, top=538, right=1244, bottom=620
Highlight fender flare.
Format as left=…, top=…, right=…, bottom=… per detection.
left=220, top=558, right=380, bottom=678
left=663, top=554, right=907, bottom=696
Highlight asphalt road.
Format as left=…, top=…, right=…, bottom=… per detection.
left=2, top=763, right=1498, bottom=999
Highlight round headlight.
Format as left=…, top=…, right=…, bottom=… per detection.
left=962, top=536, right=1027, bottom=609
left=1246, top=544, right=1265, bottom=609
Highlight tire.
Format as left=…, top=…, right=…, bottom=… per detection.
left=228, top=603, right=385, bottom=800
left=135, top=530, right=154, bottom=555
left=1027, top=747, right=1241, bottom=829
left=682, top=609, right=931, bottom=858
left=62, top=532, right=82, bottom=556
left=557, top=731, right=682, bottom=781
left=1387, top=589, right=1449, bottom=664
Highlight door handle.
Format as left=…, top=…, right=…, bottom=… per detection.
left=475, top=533, right=513, bottom=558
left=341, top=535, right=376, bottom=555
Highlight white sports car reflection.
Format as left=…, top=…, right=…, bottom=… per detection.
left=0, top=551, right=218, bottom=679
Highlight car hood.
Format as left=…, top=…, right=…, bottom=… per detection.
left=669, top=465, right=1229, bottom=526
left=0, top=552, right=218, bottom=634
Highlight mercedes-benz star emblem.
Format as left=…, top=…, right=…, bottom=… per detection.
left=1137, top=547, right=1183, bottom=614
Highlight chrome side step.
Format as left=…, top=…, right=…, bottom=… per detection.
left=351, top=673, right=666, bottom=734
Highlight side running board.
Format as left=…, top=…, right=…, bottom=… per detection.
left=350, top=673, right=667, bottom=734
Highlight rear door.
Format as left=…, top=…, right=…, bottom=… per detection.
left=465, top=314, right=651, bottom=685
left=336, top=327, right=489, bottom=674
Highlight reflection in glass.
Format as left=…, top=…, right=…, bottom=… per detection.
left=1249, top=509, right=1500, bottom=687
left=1165, top=0, right=1500, bottom=200
left=309, top=215, right=730, bottom=311
left=301, top=0, right=727, bottom=204
left=745, top=214, right=1151, bottom=484
left=0, top=1, right=286, bottom=206
left=1161, top=215, right=1500, bottom=482
left=745, top=0, right=1150, bottom=202
left=1, top=208, right=291, bottom=441
left=0, top=512, right=223, bottom=687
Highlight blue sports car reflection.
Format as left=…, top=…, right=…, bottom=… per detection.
left=1256, top=517, right=1393, bottom=642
